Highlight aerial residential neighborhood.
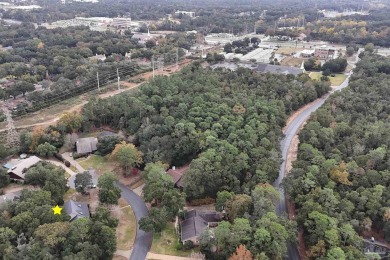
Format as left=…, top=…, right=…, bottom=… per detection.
left=1, top=0, right=390, bottom=259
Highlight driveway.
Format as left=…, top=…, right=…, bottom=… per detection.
left=62, top=152, right=85, bottom=172
left=115, top=182, right=152, bottom=260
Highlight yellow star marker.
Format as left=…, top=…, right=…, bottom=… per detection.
left=52, top=205, right=62, bottom=215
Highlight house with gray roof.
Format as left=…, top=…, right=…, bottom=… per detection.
left=76, top=137, right=98, bottom=154
left=64, top=200, right=90, bottom=222
left=180, top=210, right=222, bottom=245
left=7, top=156, right=42, bottom=181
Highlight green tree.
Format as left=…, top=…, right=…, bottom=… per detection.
left=74, top=171, right=92, bottom=193
left=96, top=135, right=122, bottom=155
left=0, top=168, right=10, bottom=188
left=139, top=208, right=168, bottom=232
left=216, top=191, right=234, bottom=211
left=97, top=172, right=121, bottom=204
left=224, top=194, right=252, bottom=221
left=36, top=142, right=57, bottom=157
left=14, top=81, right=35, bottom=97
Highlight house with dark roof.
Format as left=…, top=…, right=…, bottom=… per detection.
left=7, top=156, right=42, bottom=181
left=180, top=210, right=222, bottom=245
left=64, top=200, right=90, bottom=222
left=76, top=137, right=98, bottom=155
left=166, top=164, right=189, bottom=189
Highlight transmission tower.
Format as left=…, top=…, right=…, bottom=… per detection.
left=3, top=108, right=20, bottom=148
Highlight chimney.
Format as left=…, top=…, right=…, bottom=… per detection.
left=172, top=166, right=176, bottom=170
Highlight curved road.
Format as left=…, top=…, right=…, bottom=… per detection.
left=116, top=182, right=153, bottom=260
left=273, top=50, right=361, bottom=260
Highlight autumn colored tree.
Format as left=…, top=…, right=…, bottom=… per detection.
left=229, top=245, right=253, bottom=260
left=329, top=162, right=352, bottom=186
left=110, top=142, right=143, bottom=176
left=29, top=126, right=45, bottom=153
left=58, top=112, right=83, bottom=133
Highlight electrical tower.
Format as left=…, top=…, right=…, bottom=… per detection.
left=3, top=108, right=20, bottom=148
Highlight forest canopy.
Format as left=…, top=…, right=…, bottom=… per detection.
left=284, top=53, right=390, bottom=259
left=82, top=65, right=330, bottom=199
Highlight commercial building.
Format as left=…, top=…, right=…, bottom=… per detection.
left=111, top=18, right=132, bottom=29
left=314, top=45, right=338, bottom=60
left=175, top=11, right=195, bottom=18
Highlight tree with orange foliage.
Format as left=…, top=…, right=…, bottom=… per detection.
left=110, top=142, right=143, bottom=176
left=329, top=162, right=352, bottom=186
left=29, top=126, right=45, bottom=153
left=229, top=245, right=253, bottom=260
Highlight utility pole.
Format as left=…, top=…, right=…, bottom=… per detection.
left=3, top=108, right=19, bottom=148
left=176, top=48, right=179, bottom=70
left=96, top=71, right=100, bottom=92
left=116, top=68, right=120, bottom=90
left=152, top=58, right=155, bottom=78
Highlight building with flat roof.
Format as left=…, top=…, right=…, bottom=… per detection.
left=314, top=45, right=338, bottom=60
left=111, top=18, right=132, bottom=29
left=175, top=10, right=195, bottom=18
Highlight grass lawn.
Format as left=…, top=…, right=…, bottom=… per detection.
left=275, top=47, right=303, bottom=55
left=115, top=198, right=136, bottom=250
left=77, top=155, right=115, bottom=174
left=151, top=223, right=199, bottom=257
left=63, top=188, right=76, bottom=201
left=309, top=72, right=347, bottom=86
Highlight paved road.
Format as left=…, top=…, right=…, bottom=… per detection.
left=116, top=182, right=152, bottom=260
left=273, top=49, right=362, bottom=259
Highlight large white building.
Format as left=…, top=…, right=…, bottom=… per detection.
left=175, top=10, right=195, bottom=18
left=111, top=18, right=132, bottom=29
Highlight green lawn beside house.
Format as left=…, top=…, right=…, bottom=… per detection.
left=309, top=72, right=347, bottom=86
left=151, top=223, right=199, bottom=257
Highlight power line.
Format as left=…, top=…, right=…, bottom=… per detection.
left=3, top=107, right=20, bottom=148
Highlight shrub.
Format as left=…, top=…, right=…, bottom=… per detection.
left=64, top=160, right=71, bottom=167
left=175, top=242, right=183, bottom=250
left=183, top=240, right=194, bottom=250
left=55, top=153, right=64, bottom=162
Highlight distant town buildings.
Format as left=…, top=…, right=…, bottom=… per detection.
left=319, top=9, right=369, bottom=18
left=175, top=10, right=195, bottom=18
left=314, top=45, right=338, bottom=60
left=0, top=2, right=41, bottom=10
left=111, top=17, right=133, bottom=29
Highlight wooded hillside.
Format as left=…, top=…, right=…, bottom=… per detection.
left=82, top=65, right=330, bottom=199
left=284, top=53, right=390, bottom=259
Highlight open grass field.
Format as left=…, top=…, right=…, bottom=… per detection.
left=77, top=154, right=115, bottom=175
left=114, top=198, right=137, bottom=250
left=280, top=56, right=304, bottom=67
left=275, top=47, right=304, bottom=55
left=151, top=223, right=199, bottom=257
left=309, top=72, right=347, bottom=86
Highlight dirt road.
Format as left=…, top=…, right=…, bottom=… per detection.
left=0, top=60, right=192, bottom=132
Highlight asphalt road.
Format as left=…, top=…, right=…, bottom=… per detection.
left=273, top=49, right=361, bottom=260
left=115, top=182, right=152, bottom=260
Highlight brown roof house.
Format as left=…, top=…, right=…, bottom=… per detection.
left=180, top=210, right=222, bottom=245
left=166, top=165, right=189, bottom=189
left=76, top=137, right=98, bottom=155
left=7, top=156, right=42, bottom=181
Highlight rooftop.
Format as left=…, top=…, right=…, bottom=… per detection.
left=166, top=164, right=189, bottom=188
left=64, top=200, right=90, bottom=221
left=7, top=156, right=42, bottom=180
left=76, top=137, right=98, bottom=154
